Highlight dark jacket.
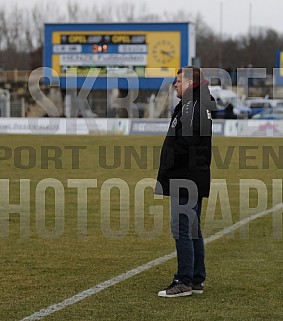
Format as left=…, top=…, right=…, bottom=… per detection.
left=155, top=80, right=217, bottom=198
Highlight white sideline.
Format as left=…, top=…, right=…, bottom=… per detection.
left=19, top=203, right=283, bottom=321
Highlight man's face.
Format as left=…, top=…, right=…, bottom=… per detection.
left=174, top=73, right=193, bottom=99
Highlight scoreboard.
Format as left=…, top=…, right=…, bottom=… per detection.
left=44, top=22, right=195, bottom=90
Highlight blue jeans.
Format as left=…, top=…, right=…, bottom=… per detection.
left=170, top=195, right=206, bottom=286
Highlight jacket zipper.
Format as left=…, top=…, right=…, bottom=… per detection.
left=190, top=101, right=198, bottom=127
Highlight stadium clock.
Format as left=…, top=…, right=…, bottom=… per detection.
left=152, top=40, right=176, bottom=65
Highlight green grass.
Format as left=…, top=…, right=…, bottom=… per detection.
left=0, top=135, right=282, bottom=321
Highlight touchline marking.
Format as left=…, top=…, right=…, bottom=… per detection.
left=19, top=203, right=283, bottom=321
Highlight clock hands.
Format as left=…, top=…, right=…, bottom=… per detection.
left=152, top=41, right=175, bottom=64
left=161, top=49, right=174, bottom=58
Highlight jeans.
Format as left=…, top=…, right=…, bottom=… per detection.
left=170, top=195, right=206, bottom=286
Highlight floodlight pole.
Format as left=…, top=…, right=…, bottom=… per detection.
left=218, top=1, right=223, bottom=68
left=248, top=2, right=253, bottom=63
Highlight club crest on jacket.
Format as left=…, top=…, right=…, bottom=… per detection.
left=171, top=117, right=178, bottom=128
left=207, top=110, right=212, bottom=119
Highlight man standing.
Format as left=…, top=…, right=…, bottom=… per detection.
left=155, top=66, right=216, bottom=298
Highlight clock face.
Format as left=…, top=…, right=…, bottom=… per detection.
left=152, top=40, right=176, bottom=65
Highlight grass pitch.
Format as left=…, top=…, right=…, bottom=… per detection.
left=0, top=135, right=282, bottom=321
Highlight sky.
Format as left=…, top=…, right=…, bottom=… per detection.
left=3, top=0, right=283, bottom=37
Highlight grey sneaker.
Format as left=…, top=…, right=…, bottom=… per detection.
left=192, top=283, right=204, bottom=294
left=158, top=280, right=192, bottom=298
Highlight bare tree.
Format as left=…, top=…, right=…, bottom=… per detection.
left=0, top=9, right=8, bottom=53
left=88, top=2, right=113, bottom=22
left=67, top=1, right=81, bottom=22
left=0, top=0, right=283, bottom=73
left=114, top=1, right=138, bottom=21
left=163, top=9, right=194, bottom=22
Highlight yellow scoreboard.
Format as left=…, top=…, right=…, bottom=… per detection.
left=44, top=23, right=196, bottom=89
left=276, top=50, right=283, bottom=85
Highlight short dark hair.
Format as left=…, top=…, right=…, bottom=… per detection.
left=177, top=66, right=204, bottom=83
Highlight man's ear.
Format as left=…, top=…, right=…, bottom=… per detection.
left=184, top=79, right=193, bottom=89
left=188, top=80, right=193, bottom=87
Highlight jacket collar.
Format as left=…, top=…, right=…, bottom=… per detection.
left=182, top=79, right=209, bottom=103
